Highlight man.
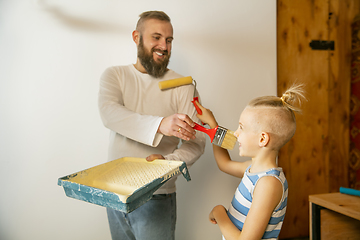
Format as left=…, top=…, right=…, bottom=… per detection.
left=98, top=11, right=205, bottom=240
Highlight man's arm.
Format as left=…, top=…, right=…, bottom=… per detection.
left=98, top=67, right=196, bottom=146
left=159, top=86, right=206, bottom=167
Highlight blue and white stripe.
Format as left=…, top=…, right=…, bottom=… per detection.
left=227, top=166, right=288, bottom=240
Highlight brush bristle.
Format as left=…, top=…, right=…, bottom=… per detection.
left=220, top=130, right=237, bottom=150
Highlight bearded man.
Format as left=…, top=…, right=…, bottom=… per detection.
left=98, top=11, right=205, bottom=240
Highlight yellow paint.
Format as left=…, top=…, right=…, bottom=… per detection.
left=62, top=157, right=183, bottom=202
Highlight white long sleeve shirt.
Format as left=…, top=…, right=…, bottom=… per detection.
left=98, top=64, right=206, bottom=194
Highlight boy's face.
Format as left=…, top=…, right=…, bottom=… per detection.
left=234, top=107, right=261, bottom=157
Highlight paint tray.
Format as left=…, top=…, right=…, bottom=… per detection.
left=58, top=157, right=190, bottom=213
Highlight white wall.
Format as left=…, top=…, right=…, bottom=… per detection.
left=0, top=0, right=276, bottom=239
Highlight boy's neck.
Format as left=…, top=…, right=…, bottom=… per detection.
left=249, top=150, right=278, bottom=173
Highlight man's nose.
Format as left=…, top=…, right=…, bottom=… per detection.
left=157, top=39, right=168, bottom=50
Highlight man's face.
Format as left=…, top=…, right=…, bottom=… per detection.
left=137, top=19, right=173, bottom=78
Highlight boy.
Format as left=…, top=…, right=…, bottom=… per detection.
left=195, top=84, right=305, bottom=240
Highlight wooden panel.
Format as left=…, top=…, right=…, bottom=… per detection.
left=277, top=0, right=330, bottom=238
left=277, top=0, right=360, bottom=238
left=321, top=209, right=360, bottom=239
left=328, top=0, right=360, bottom=193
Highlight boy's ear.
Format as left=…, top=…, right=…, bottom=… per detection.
left=132, top=30, right=140, bottom=45
left=259, top=132, right=270, bottom=147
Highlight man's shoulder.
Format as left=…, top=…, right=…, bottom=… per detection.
left=100, top=65, right=136, bottom=84
left=105, top=64, right=133, bottom=72
left=101, top=64, right=135, bottom=77
left=164, top=69, right=183, bottom=79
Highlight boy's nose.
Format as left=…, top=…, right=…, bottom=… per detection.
left=233, top=130, right=239, bottom=138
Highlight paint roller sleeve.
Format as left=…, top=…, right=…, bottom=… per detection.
left=158, top=76, right=193, bottom=90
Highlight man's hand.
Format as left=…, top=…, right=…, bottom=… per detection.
left=158, top=113, right=196, bottom=141
left=146, top=154, right=165, bottom=162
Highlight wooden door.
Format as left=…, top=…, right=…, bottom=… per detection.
left=277, top=0, right=360, bottom=238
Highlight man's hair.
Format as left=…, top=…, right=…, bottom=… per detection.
left=136, top=11, right=171, bottom=32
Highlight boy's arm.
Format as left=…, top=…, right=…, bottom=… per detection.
left=212, top=145, right=251, bottom=178
left=194, top=101, right=250, bottom=177
left=211, top=177, right=283, bottom=240
left=209, top=205, right=241, bottom=239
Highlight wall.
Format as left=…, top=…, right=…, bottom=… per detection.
left=0, top=0, right=276, bottom=239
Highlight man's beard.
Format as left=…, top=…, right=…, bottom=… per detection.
left=137, top=36, right=170, bottom=78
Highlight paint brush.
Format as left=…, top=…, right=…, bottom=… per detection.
left=193, top=123, right=237, bottom=150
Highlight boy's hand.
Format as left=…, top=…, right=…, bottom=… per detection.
left=193, top=101, right=218, bottom=129
left=209, top=208, right=218, bottom=224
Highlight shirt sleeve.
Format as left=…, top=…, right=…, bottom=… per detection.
left=98, top=67, right=163, bottom=147
left=164, top=85, right=206, bottom=167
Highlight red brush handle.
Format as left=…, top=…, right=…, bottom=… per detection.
left=192, top=97, right=205, bottom=125
left=192, top=97, right=202, bottom=114
left=193, top=123, right=217, bottom=142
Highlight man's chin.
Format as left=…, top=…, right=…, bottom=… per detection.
left=153, top=57, right=168, bottom=63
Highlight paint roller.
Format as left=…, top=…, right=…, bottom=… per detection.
left=158, top=76, right=193, bottom=90
left=159, top=76, right=236, bottom=149
left=158, top=76, right=203, bottom=116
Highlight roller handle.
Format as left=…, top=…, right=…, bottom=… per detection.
left=192, top=97, right=202, bottom=114
left=193, top=123, right=217, bottom=142
left=191, top=97, right=205, bottom=125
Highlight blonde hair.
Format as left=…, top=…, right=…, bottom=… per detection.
left=247, top=83, right=306, bottom=149
left=136, top=11, right=171, bottom=33
left=248, top=84, right=305, bottom=114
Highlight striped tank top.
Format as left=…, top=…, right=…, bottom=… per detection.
left=226, top=166, right=288, bottom=240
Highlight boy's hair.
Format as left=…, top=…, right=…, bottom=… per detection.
left=136, top=11, right=171, bottom=33
left=247, top=84, right=306, bottom=149
left=248, top=84, right=305, bottom=113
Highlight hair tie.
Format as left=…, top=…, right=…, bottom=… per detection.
left=280, top=96, right=285, bottom=104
